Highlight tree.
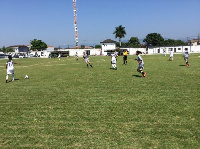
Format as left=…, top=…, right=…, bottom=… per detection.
left=81, top=45, right=85, bottom=49
left=0, top=46, right=7, bottom=53
left=174, top=40, right=186, bottom=46
left=164, top=39, right=186, bottom=46
left=129, top=37, right=140, bottom=48
left=95, top=45, right=101, bottom=49
left=143, top=33, right=164, bottom=46
left=0, top=46, right=14, bottom=53
left=163, top=39, right=176, bottom=46
left=113, top=25, right=126, bottom=47
left=30, top=39, right=47, bottom=51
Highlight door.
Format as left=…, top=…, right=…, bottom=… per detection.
left=86, top=50, right=90, bottom=55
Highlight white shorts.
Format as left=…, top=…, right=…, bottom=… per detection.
left=112, top=59, right=116, bottom=64
left=85, top=58, right=89, bottom=63
left=7, top=69, right=14, bottom=74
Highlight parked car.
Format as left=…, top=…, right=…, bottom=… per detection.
left=12, top=55, right=19, bottom=58
left=19, top=55, right=24, bottom=58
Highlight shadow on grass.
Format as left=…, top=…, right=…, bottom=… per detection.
left=110, top=68, right=117, bottom=70
left=132, top=75, right=142, bottom=78
left=7, top=79, right=19, bottom=83
left=179, top=65, right=186, bottom=66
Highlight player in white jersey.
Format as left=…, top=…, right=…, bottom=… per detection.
left=163, top=49, right=166, bottom=56
left=111, top=53, right=117, bottom=70
left=58, top=53, right=61, bottom=60
left=83, top=51, right=93, bottom=68
left=183, top=49, right=190, bottom=66
left=6, top=55, right=19, bottom=83
left=114, top=50, right=118, bottom=61
left=75, top=52, right=78, bottom=61
left=169, top=50, right=174, bottom=61
left=135, top=51, right=146, bottom=77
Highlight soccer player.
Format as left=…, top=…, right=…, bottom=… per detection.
left=75, top=52, right=78, bottom=60
left=83, top=51, right=93, bottom=68
left=123, top=49, right=128, bottom=65
left=183, top=48, right=190, bottom=66
left=169, top=50, right=173, bottom=61
left=111, top=53, right=117, bottom=70
left=163, top=49, right=166, bottom=56
left=135, top=51, right=146, bottom=77
left=58, top=53, right=61, bottom=60
left=6, top=55, right=19, bottom=83
left=114, top=50, right=118, bottom=61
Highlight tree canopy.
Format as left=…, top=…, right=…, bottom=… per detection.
left=0, top=46, right=14, bottom=53
left=129, top=37, right=140, bottom=48
left=161, top=39, right=186, bottom=46
left=143, top=33, right=164, bottom=46
left=95, top=45, right=101, bottom=49
left=30, top=39, right=47, bottom=51
left=113, top=25, right=126, bottom=47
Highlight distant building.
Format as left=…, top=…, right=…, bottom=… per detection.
left=100, top=39, right=116, bottom=55
left=187, top=39, right=200, bottom=46
left=30, top=45, right=55, bottom=57
left=8, top=45, right=29, bottom=53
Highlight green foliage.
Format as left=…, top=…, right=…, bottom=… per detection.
left=81, top=45, right=85, bottom=49
left=164, top=39, right=186, bottom=46
left=95, top=45, right=101, bottom=49
left=30, top=39, right=47, bottom=51
left=0, top=46, right=14, bottom=53
left=174, top=40, right=186, bottom=46
left=143, top=33, right=164, bottom=46
left=116, top=42, right=120, bottom=47
left=113, top=25, right=126, bottom=46
left=0, top=55, right=200, bottom=148
left=129, top=37, right=140, bottom=48
left=0, top=46, right=7, bottom=52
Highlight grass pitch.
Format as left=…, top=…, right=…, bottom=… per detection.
left=0, top=54, right=200, bottom=148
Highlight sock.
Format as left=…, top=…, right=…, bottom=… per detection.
left=6, top=75, right=9, bottom=80
left=12, top=73, right=15, bottom=80
left=87, top=64, right=89, bottom=67
left=90, top=64, right=93, bottom=68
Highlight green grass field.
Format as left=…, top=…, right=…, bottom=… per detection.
left=0, top=54, right=200, bottom=148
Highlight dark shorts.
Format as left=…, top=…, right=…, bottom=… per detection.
left=123, top=56, right=127, bottom=61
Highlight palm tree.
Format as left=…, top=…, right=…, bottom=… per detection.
left=113, top=25, right=126, bottom=47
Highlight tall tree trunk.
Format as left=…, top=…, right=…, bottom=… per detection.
left=119, top=38, right=121, bottom=47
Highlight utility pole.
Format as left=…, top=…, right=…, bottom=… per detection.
left=73, top=0, right=79, bottom=49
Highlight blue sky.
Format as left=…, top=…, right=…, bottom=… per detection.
left=0, top=0, right=199, bottom=47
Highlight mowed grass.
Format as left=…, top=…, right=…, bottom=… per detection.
left=0, top=54, right=200, bottom=148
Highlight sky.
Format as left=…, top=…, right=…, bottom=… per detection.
left=0, top=0, right=200, bottom=48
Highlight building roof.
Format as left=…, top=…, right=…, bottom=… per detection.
left=100, top=39, right=116, bottom=43
left=8, top=45, right=29, bottom=48
left=189, top=39, right=199, bottom=43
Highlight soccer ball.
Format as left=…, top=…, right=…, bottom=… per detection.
left=25, top=75, right=29, bottom=79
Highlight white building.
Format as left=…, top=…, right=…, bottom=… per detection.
left=8, top=45, right=29, bottom=53
left=121, top=45, right=200, bottom=55
left=55, top=48, right=101, bottom=57
left=30, top=46, right=55, bottom=57
left=100, top=39, right=116, bottom=55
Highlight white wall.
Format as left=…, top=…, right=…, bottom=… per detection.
left=101, top=43, right=116, bottom=55
left=147, top=45, right=200, bottom=54
left=122, top=48, right=146, bottom=55
left=58, top=49, right=102, bottom=57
